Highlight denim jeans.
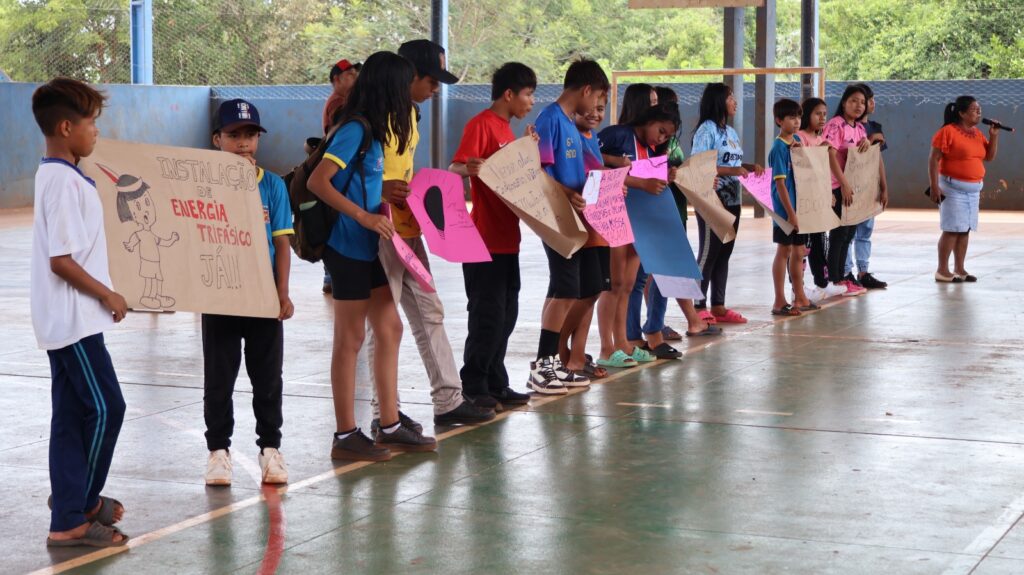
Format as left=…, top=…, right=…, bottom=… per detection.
left=626, top=264, right=670, bottom=339
left=844, top=217, right=875, bottom=275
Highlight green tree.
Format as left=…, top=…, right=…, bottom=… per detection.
left=0, top=0, right=130, bottom=83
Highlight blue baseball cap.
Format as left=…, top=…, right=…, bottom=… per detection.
left=213, top=98, right=267, bottom=134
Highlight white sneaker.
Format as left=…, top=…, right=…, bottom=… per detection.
left=823, top=283, right=847, bottom=299
left=259, top=447, right=289, bottom=484
left=804, top=285, right=825, bottom=303
left=527, top=357, right=568, bottom=396
left=551, top=356, right=591, bottom=388
left=205, top=449, right=232, bottom=486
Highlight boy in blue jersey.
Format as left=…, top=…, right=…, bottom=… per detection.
left=768, top=99, right=811, bottom=316
left=529, top=58, right=610, bottom=395
left=204, top=99, right=295, bottom=486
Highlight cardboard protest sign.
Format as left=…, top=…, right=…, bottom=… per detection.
left=673, top=150, right=737, bottom=243
left=477, top=136, right=587, bottom=259
left=791, top=146, right=840, bottom=233
left=381, top=204, right=436, bottom=293
left=80, top=138, right=279, bottom=318
left=407, top=168, right=491, bottom=263
left=583, top=167, right=633, bottom=247
left=841, top=144, right=884, bottom=226
left=625, top=182, right=702, bottom=292
left=739, top=169, right=795, bottom=235
left=629, top=155, right=669, bottom=181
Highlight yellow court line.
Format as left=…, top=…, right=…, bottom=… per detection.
left=30, top=290, right=864, bottom=575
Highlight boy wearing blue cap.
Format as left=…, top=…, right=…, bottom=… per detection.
left=203, top=99, right=294, bottom=486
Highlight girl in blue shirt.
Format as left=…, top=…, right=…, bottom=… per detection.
left=690, top=83, right=764, bottom=324
left=309, top=51, right=436, bottom=461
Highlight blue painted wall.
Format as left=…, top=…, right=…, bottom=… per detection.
left=0, top=83, right=211, bottom=208
left=2, top=80, right=1022, bottom=210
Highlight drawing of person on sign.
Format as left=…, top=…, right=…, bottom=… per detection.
left=102, top=167, right=180, bottom=309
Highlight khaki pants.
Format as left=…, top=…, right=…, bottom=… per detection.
left=367, top=236, right=464, bottom=417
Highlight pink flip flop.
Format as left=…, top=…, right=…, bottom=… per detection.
left=698, top=310, right=717, bottom=324
left=713, top=309, right=748, bottom=324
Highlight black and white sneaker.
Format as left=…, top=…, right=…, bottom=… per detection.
left=551, top=356, right=591, bottom=388
left=527, top=357, right=568, bottom=395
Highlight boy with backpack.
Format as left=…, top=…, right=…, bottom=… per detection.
left=203, top=99, right=294, bottom=486
left=32, top=78, right=129, bottom=547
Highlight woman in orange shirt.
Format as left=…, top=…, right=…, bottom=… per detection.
left=928, top=96, right=1000, bottom=282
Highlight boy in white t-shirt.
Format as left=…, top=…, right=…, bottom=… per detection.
left=31, top=78, right=129, bottom=548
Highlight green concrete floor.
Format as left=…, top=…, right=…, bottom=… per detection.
left=3, top=209, right=1024, bottom=575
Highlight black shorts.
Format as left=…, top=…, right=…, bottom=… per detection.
left=595, top=246, right=611, bottom=294
left=773, top=226, right=808, bottom=246
left=323, top=246, right=388, bottom=300
left=544, top=244, right=606, bottom=299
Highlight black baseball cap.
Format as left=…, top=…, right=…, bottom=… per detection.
left=213, top=98, right=266, bottom=134
left=398, top=39, right=459, bottom=85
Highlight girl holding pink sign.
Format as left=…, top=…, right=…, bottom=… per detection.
left=307, top=52, right=437, bottom=462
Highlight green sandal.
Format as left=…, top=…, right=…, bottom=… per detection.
left=596, top=350, right=638, bottom=369
left=630, top=346, right=656, bottom=363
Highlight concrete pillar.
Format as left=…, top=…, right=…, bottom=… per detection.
left=430, top=0, right=449, bottom=169
left=755, top=0, right=776, bottom=170
left=801, top=0, right=820, bottom=100
left=723, top=7, right=744, bottom=142
left=130, top=0, right=154, bottom=85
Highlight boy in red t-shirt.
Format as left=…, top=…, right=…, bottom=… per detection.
left=449, top=62, right=537, bottom=410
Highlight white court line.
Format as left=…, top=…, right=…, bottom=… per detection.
left=152, top=413, right=264, bottom=486
left=735, top=409, right=793, bottom=417
left=617, top=402, right=672, bottom=409
left=940, top=491, right=1024, bottom=574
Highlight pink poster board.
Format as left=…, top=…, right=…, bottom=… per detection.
left=629, top=155, right=669, bottom=181
left=407, top=168, right=491, bottom=263
left=381, top=204, right=435, bottom=293
left=583, top=167, right=634, bottom=247
left=739, top=169, right=796, bottom=235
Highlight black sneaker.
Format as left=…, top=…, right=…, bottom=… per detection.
left=374, top=423, right=438, bottom=452
left=371, top=411, right=423, bottom=436
left=858, top=273, right=888, bottom=289
left=490, top=387, right=530, bottom=411
left=331, top=429, right=391, bottom=462
left=465, top=393, right=499, bottom=410
left=843, top=273, right=863, bottom=288
left=434, top=401, right=496, bottom=426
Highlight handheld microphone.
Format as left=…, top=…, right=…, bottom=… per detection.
left=982, top=118, right=1015, bottom=132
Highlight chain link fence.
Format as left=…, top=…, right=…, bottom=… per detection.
left=2, top=0, right=1021, bottom=93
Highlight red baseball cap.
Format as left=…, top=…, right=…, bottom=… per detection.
left=330, top=59, right=362, bottom=81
